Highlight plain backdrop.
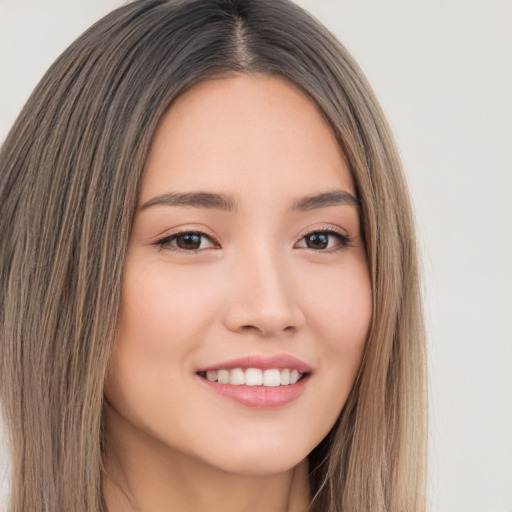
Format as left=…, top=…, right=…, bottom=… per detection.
left=0, top=1, right=511, bottom=511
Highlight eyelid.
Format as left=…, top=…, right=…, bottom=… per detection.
left=151, top=223, right=352, bottom=252
left=294, top=224, right=353, bottom=251
left=296, top=223, right=348, bottom=241
left=152, top=226, right=221, bottom=252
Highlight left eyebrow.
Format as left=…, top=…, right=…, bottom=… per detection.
left=292, top=190, right=360, bottom=211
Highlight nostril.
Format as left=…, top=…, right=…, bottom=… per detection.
left=223, top=297, right=306, bottom=337
left=239, top=325, right=261, bottom=334
left=238, top=324, right=296, bottom=337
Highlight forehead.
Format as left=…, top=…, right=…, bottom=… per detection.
left=141, top=74, right=354, bottom=205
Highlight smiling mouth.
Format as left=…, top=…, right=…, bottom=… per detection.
left=197, top=368, right=308, bottom=387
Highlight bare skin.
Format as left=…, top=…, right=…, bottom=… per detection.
left=102, top=407, right=310, bottom=512
left=102, top=74, right=371, bottom=512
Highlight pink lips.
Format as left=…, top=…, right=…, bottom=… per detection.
left=197, top=354, right=312, bottom=408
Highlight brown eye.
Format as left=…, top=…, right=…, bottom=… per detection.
left=156, top=231, right=217, bottom=251
left=295, top=230, right=351, bottom=251
left=304, top=233, right=329, bottom=249
left=175, top=233, right=202, bottom=250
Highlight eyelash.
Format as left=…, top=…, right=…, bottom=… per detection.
left=154, top=227, right=353, bottom=253
left=295, top=227, right=353, bottom=252
left=155, top=230, right=220, bottom=252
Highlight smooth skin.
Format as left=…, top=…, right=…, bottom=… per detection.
left=102, top=74, right=372, bottom=512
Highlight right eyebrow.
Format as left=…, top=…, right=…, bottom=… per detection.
left=140, top=192, right=237, bottom=212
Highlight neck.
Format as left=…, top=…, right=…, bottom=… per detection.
left=102, top=405, right=311, bottom=512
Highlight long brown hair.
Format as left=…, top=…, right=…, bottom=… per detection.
left=0, top=1, right=427, bottom=511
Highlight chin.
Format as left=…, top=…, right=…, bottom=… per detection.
left=194, top=433, right=315, bottom=476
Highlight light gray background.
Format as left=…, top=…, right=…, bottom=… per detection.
left=1, top=1, right=511, bottom=511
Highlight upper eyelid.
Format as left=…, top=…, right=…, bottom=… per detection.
left=155, top=224, right=350, bottom=240
left=294, top=228, right=351, bottom=247
left=152, top=229, right=220, bottom=253
left=296, top=224, right=348, bottom=240
left=152, top=226, right=218, bottom=244
left=155, top=227, right=351, bottom=251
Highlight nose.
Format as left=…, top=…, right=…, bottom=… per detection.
left=222, top=246, right=305, bottom=338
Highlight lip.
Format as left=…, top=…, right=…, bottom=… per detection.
left=199, top=376, right=309, bottom=408
left=196, top=354, right=312, bottom=408
left=196, top=354, right=312, bottom=373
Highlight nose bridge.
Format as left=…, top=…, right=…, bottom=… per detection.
left=224, top=240, right=304, bottom=337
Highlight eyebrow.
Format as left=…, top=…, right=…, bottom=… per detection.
left=140, top=189, right=360, bottom=212
left=141, top=192, right=237, bottom=211
left=292, top=190, right=360, bottom=211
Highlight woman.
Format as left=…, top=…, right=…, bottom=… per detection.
left=0, top=1, right=427, bottom=511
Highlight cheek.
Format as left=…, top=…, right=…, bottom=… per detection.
left=301, top=258, right=372, bottom=359
left=285, top=257, right=372, bottom=454
left=115, top=261, right=220, bottom=357
left=104, top=262, right=218, bottom=412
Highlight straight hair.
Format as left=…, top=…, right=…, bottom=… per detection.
left=0, top=1, right=427, bottom=511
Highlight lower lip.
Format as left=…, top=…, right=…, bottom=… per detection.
left=199, top=376, right=309, bottom=408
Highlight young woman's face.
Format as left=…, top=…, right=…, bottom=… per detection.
left=104, top=75, right=372, bottom=475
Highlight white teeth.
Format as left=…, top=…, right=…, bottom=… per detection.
left=263, top=369, right=281, bottom=387
left=229, top=368, right=245, bottom=385
left=280, top=368, right=291, bottom=385
left=203, top=367, right=305, bottom=386
left=206, top=370, right=217, bottom=382
left=245, top=368, right=263, bottom=386
left=217, top=369, right=230, bottom=384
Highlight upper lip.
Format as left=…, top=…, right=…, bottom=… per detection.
left=197, top=354, right=312, bottom=374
